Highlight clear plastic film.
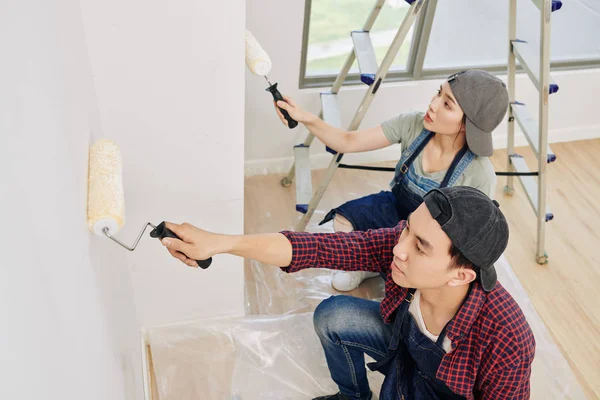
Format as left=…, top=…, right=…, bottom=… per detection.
left=147, top=313, right=385, bottom=399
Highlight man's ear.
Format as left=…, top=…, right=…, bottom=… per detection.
left=448, top=267, right=477, bottom=288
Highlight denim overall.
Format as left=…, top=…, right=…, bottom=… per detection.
left=319, top=129, right=476, bottom=230
left=368, top=290, right=466, bottom=400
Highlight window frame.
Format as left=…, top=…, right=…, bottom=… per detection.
left=299, top=0, right=600, bottom=89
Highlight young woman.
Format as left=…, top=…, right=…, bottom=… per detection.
left=275, top=70, right=508, bottom=291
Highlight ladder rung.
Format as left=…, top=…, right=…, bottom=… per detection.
left=530, top=0, right=563, bottom=12
left=511, top=40, right=559, bottom=94
left=351, top=31, right=378, bottom=85
left=294, top=145, right=312, bottom=214
left=510, top=155, right=554, bottom=222
left=511, top=102, right=556, bottom=163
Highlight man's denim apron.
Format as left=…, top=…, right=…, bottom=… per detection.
left=368, top=290, right=467, bottom=400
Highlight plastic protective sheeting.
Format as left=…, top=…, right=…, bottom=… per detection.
left=147, top=313, right=385, bottom=399
left=148, top=219, right=586, bottom=399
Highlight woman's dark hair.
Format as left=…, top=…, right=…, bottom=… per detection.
left=452, top=114, right=468, bottom=148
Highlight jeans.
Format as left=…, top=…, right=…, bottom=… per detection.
left=313, top=295, right=393, bottom=400
left=318, top=191, right=402, bottom=231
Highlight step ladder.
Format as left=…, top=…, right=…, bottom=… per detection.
left=281, top=0, right=428, bottom=232
left=505, top=0, right=562, bottom=264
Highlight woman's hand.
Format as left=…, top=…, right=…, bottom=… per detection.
left=160, top=222, right=225, bottom=268
left=274, top=96, right=315, bottom=126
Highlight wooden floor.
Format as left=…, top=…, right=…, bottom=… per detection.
left=245, top=139, right=600, bottom=400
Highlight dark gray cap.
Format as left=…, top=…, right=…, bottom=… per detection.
left=447, top=70, right=509, bottom=157
left=423, top=186, right=509, bottom=292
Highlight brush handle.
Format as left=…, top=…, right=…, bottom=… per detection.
left=266, top=83, right=298, bottom=129
left=151, top=222, right=212, bottom=269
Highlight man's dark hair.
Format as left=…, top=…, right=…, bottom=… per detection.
left=449, top=244, right=475, bottom=270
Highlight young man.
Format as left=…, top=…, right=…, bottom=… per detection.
left=160, top=186, right=535, bottom=400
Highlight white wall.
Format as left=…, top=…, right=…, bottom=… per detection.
left=0, top=0, right=141, bottom=399
left=245, top=0, right=600, bottom=175
left=80, top=0, right=246, bottom=327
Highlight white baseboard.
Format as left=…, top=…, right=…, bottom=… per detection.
left=244, top=145, right=402, bottom=177
left=245, top=126, right=600, bottom=177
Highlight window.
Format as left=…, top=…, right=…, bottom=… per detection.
left=301, top=0, right=419, bottom=87
left=423, top=0, right=600, bottom=70
left=300, top=0, right=600, bottom=88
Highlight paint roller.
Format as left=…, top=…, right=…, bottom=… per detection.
left=245, top=29, right=298, bottom=129
left=86, top=139, right=212, bottom=269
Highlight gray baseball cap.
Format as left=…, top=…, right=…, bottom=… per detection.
left=423, top=186, right=509, bottom=292
left=447, top=70, right=509, bottom=157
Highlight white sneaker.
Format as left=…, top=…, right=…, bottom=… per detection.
left=331, top=271, right=380, bottom=292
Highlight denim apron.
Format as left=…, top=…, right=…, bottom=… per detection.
left=319, top=129, right=476, bottom=230
left=368, top=290, right=466, bottom=400
left=390, top=129, right=474, bottom=220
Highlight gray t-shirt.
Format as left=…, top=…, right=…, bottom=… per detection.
left=381, top=111, right=496, bottom=199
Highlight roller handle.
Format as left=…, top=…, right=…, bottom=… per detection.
left=150, top=221, right=212, bottom=269
left=266, top=83, right=298, bottom=129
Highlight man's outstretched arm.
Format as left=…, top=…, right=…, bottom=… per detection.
left=160, top=221, right=403, bottom=273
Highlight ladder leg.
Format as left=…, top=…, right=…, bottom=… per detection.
left=505, top=0, right=517, bottom=196
left=536, top=0, right=552, bottom=264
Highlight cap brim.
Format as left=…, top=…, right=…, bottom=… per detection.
left=465, top=118, right=493, bottom=157
left=480, top=265, right=498, bottom=292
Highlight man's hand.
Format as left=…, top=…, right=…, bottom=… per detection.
left=274, top=96, right=315, bottom=126
left=160, top=222, right=293, bottom=268
left=160, top=222, right=226, bottom=268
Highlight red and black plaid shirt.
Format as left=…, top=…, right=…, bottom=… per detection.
left=280, top=221, right=535, bottom=400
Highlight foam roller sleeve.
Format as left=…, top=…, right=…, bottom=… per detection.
left=87, top=139, right=125, bottom=236
left=245, top=29, right=272, bottom=76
